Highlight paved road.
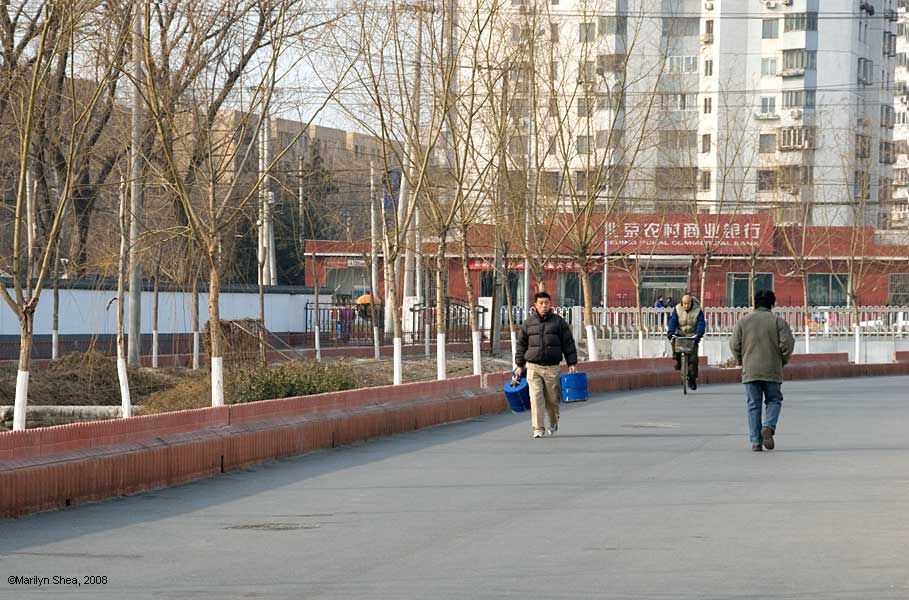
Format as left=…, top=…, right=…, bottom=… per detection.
left=3, top=376, right=909, bottom=599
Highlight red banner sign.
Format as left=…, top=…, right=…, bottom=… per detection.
left=606, top=214, right=773, bottom=255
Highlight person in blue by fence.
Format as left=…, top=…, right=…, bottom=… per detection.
left=514, top=291, right=578, bottom=439
left=667, top=294, right=706, bottom=390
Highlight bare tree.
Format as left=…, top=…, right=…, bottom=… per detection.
left=0, top=1, right=130, bottom=429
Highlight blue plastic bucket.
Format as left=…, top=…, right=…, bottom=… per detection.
left=560, top=372, right=589, bottom=402
left=504, top=376, right=531, bottom=413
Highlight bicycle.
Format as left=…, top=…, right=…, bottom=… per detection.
left=671, top=335, right=699, bottom=395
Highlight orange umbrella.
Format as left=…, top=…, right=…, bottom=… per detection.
left=355, top=294, right=381, bottom=305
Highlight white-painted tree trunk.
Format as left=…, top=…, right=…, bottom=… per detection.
left=192, top=331, right=200, bottom=370
left=51, top=330, right=59, bottom=361
left=585, top=324, right=598, bottom=361
left=373, top=326, right=381, bottom=360
left=510, top=330, right=517, bottom=368
left=437, top=332, right=447, bottom=380
left=152, top=330, right=159, bottom=368
left=314, top=325, right=321, bottom=362
left=804, top=325, right=810, bottom=354
left=424, top=323, right=430, bottom=357
left=638, top=330, right=644, bottom=358
left=471, top=330, right=482, bottom=376
left=211, top=356, right=224, bottom=406
left=13, top=370, right=29, bottom=431
left=853, top=325, right=862, bottom=364
left=393, top=337, right=403, bottom=385
left=117, top=358, right=132, bottom=418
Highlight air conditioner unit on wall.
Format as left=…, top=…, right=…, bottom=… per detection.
left=790, top=109, right=803, bottom=119
left=703, top=1, right=714, bottom=10
left=764, top=0, right=778, bottom=8
left=782, top=0, right=793, bottom=5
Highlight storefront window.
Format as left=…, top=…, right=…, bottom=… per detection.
left=726, top=273, right=773, bottom=307
left=557, top=272, right=602, bottom=306
left=806, top=273, right=848, bottom=306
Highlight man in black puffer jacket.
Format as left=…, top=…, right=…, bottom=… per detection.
left=514, top=291, right=579, bottom=438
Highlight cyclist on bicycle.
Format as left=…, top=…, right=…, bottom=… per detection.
left=667, top=294, right=706, bottom=390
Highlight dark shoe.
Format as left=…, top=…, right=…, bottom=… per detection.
left=761, top=427, right=775, bottom=450
left=752, top=444, right=763, bottom=452
left=688, top=378, right=697, bottom=390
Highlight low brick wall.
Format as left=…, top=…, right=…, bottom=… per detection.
left=3, top=355, right=909, bottom=519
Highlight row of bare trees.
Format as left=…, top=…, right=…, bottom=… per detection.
left=2, top=1, right=902, bottom=427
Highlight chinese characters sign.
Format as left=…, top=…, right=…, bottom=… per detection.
left=605, top=215, right=773, bottom=255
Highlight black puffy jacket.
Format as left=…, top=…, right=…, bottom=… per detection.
left=515, top=309, right=578, bottom=367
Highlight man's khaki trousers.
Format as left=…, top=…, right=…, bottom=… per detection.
left=527, top=363, right=561, bottom=432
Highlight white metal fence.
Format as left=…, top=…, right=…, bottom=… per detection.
left=591, top=306, right=909, bottom=338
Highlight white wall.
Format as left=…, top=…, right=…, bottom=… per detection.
left=0, top=288, right=331, bottom=336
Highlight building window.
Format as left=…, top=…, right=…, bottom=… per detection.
left=661, top=17, right=699, bottom=37
left=659, top=130, right=697, bottom=150
left=881, top=105, right=896, bottom=128
left=782, top=49, right=817, bottom=72
left=701, top=133, right=712, bottom=153
left=762, top=18, right=779, bottom=39
left=704, top=59, right=713, bottom=76
left=783, top=12, right=818, bottom=32
left=779, top=127, right=816, bottom=150
left=550, top=23, right=559, bottom=43
left=881, top=141, right=897, bottom=164
left=669, top=55, right=699, bottom=74
left=757, top=169, right=777, bottom=192
left=575, top=171, right=587, bottom=192
left=761, top=57, right=778, bottom=76
left=759, top=133, right=777, bottom=153
left=662, top=93, right=696, bottom=111
left=599, top=16, right=627, bottom=36
left=855, top=134, right=872, bottom=159
left=854, top=170, right=870, bottom=199
left=656, top=167, right=697, bottom=191
left=858, top=58, right=874, bottom=85
left=578, top=60, right=596, bottom=82
left=577, top=97, right=593, bottom=118
left=699, top=169, right=711, bottom=191
left=576, top=135, right=592, bottom=154
left=760, top=96, right=776, bottom=114
left=579, top=22, right=596, bottom=43
left=703, top=96, right=713, bottom=114
left=557, top=272, right=602, bottom=307
left=782, top=90, right=815, bottom=108
left=596, top=129, right=623, bottom=149
left=727, top=273, right=773, bottom=307
left=807, top=274, right=848, bottom=306
left=889, top=274, right=909, bottom=305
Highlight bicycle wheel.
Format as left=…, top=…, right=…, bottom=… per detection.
left=681, top=353, right=688, bottom=395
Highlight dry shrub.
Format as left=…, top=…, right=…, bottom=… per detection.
left=138, top=374, right=211, bottom=415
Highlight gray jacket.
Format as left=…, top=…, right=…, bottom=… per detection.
left=730, top=307, right=795, bottom=383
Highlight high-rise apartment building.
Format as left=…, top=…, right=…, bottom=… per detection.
left=477, top=0, right=897, bottom=227
left=892, top=0, right=909, bottom=227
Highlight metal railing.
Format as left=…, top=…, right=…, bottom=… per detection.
left=589, top=306, right=909, bottom=338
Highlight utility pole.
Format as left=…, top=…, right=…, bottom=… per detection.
left=401, top=2, right=424, bottom=300
left=370, top=162, right=381, bottom=359
left=258, top=114, right=276, bottom=286
left=127, top=3, right=144, bottom=366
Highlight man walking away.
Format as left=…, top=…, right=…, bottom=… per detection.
left=667, top=294, right=706, bottom=390
left=515, top=292, right=579, bottom=438
left=730, top=290, right=795, bottom=452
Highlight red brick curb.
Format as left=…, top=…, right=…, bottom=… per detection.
left=3, top=354, right=909, bottom=519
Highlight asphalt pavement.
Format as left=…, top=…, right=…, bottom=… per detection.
left=2, top=376, right=909, bottom=599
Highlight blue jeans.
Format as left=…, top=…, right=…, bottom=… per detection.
left=745, top=381, right=783, bottom=444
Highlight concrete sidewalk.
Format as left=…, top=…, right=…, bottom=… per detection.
left=2, top=376, right=909, bottom=599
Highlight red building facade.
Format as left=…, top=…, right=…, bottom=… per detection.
left=305, top=215, right=909, bottom=308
